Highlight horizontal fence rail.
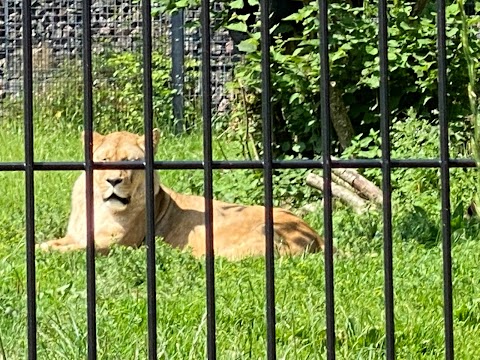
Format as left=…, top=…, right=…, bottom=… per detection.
left=5, top=0, right=458, bottom=358
left=0, top=158, right=477, bottom=172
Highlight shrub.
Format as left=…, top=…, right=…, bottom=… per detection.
left=222, top=1, right=480, bottom=158
left=2, top=48, right=199, bottom=134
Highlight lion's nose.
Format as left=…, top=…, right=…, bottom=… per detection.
left=107, top=178, right=123, bottom=187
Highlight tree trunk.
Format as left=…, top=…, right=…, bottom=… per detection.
left=329, top=82, right=355, bottom=150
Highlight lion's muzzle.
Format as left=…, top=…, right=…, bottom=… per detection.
left=103, top=177, right=131, bottom=206
left=104, top=193, right=131, bottom=205
left=106, top=177, right=123, bottom=187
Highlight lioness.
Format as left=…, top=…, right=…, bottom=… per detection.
left=38, top=130, right=326, bottom=259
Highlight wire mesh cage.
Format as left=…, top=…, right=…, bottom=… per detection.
left=0, top=0, right=234, bottom=115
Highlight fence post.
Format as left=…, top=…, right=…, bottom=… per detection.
left=171, top=9, right=184, bottom=134
left=3, top=0, right=9, bottom=94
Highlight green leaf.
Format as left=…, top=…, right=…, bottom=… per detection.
left=225, top=22, right=248, bottom=33
left=387, top=52, right=397, bottom=61
left=230, top=0, right=244, bottom=9
left=237, top=38, right=259, bottom=53
left=331, top=49, right=347, bottom=62
left=399, top=21, right=412, bottom=30
left=292, top=142, right=306, bottom=153
left=423, top=96, right=432, bottom=105
left=284, top=12, right=304, bottom=22
left=417, top=38, right=432, bottom=46
left=446, top=27, right=458, bottom=37
left=175, top=0, right=189, bottom=7
left=388, top=39, right=399, bottom=48
left=363, top=75, right=380, bottom=88
left=236, top=14, right=250, bottom=22
left=289, top=93, right=303, bottom=104
left=445, top=3, right=459, bottom=16
left=365, top=45, right=378, bottom=55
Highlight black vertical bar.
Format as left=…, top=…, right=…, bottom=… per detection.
left=4, top=0, right=10, bottom=93
left=260, top=0, right=276, bottom=359
left=378, top=0, right=394, bottom=358
left=318, top=0, right=335, bottom=358
left=437, top=0, right=453, bottom=357
left=142, top=0, right=158, bottom=358
left=201, top=0, right=216, bottom=358
left=171, top=9, right=185, bottom=134
left=82, top=0, right=97, bottom=358
left=22, top=0, right=37, bottom=358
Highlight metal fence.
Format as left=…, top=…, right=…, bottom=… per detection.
left=1, top=0, right=469, bottom=358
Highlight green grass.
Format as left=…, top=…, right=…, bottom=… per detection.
left=1, top=128, right=480, bottom=359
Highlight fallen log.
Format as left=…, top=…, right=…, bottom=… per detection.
left=306, top=173, right=369, bottom=214
left=331, top=159, right=383, bottom=204
left=331, top=172, right=357, bottom=194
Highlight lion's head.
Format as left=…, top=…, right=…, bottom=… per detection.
left=88, top=129, right=161, bottom=210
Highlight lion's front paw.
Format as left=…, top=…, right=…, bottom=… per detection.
left=36, top=242, right=51, bottom=251
left=35, top=236, right=84, bottom=253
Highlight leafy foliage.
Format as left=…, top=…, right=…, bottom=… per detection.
left=222, top=1, right=480, bottom=157
left=2, top=49, right=199, bottom=134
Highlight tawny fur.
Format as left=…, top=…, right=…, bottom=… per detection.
left=38, top=130, right=326, bottom=259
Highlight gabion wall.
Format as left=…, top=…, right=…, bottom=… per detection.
left=0, top=0, right=233, bottom=110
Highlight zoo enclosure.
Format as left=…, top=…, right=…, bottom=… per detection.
left=1, top=0, right=470, bottom=358
left=0, top=0, right=235, bottom=126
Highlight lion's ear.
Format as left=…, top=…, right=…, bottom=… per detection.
left=138, top=128, right=162, bottom=153
left=81, top=131, right=104, bottom=152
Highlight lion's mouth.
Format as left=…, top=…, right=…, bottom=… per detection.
left=104, top=193, right=131, bottom=205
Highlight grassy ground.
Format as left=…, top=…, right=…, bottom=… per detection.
left=1, top=128, right=480, bottom=359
